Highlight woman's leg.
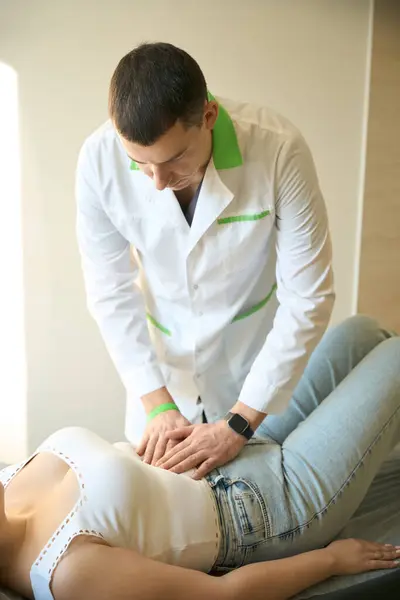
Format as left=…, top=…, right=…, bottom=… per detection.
left=276, top=335, right=400, bottom=549
left=211, top=323, right=400, bottom=568
left=258, top=315, right=395, bottom=444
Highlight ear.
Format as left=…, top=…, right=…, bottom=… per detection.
left=203, top=100, right=219, bottom=130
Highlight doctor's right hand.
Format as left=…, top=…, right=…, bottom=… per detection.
left=137, top=389, right=190, bottom=465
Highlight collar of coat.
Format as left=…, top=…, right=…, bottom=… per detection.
left=129, top=92, right=243, bottom=171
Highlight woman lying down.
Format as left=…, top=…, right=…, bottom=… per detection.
left=1, top=316, right=400, bottom=600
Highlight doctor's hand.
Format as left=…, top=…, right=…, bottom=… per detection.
left=156, top=421, right=247, bottom=479
left=137, top=410, right=191, bottom=466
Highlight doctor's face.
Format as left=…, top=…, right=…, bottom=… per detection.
left=119, top=101, right=218, bottom=192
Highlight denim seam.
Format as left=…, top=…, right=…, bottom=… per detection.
left=277, top=403, right=400, bottom=539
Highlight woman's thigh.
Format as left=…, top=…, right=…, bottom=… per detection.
left=259, top=315, right=395, bottom=445
left=277, top=337, right=400, bottom=547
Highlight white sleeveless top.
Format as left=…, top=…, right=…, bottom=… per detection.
left=0, top=427, right=221, bottom=600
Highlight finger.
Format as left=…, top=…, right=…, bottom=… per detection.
left=151, top=435, right=168, bottom=465
left=383, top=544, right=400, bottom=551
left=136, top=433, right=150, bottom=456
left=166, top=439, right=180, bottom=453
left=370, top=541, right=388, bottom=550
left=367, top=559, right=399, bottom=571
left=370, top=549, right=398, bottom=561
left=192, top=459, right=216, bottom=480
left=164, top=425, right=195, bottom=440
left=143, top=435, right=158, bottom=464
left=371, top=541, right=395, bottom=551
left=157, top=439, right=190, bottom=467
left=158, top=445, right=194, bottom=470
left=169, top=452, right=205, bottom=474
left=373, top=548, right=400, bottom=559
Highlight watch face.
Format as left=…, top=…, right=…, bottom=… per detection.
left=229, top=412, right=249, bottom=434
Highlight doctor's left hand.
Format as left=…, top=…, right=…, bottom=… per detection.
left=156, top=421, right=247, bottom=479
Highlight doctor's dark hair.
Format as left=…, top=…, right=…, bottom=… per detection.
left=108, top=42, right=208, bottom=146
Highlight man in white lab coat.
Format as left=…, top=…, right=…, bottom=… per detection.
left=76, top=42, right=335, bottom=478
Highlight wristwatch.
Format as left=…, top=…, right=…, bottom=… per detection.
left=224, top=412, right=254, bottom=440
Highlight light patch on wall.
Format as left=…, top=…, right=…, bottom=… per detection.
left=0, top=63, right=27, bottom=463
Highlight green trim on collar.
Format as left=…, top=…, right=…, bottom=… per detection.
left=130, top=92, right=243, bottom=171
left=207, top=92, right=242, bottom=169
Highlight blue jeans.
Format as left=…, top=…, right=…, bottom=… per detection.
left=207, top=315, right=400, bottom=570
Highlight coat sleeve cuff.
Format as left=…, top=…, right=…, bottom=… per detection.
left=123, top=363, right=166, bottom=399
left=238, top=378, right=293, bottom=415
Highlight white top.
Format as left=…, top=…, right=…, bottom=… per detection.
left=76, top=95, right=335, bottom=443
left=0, top=427, right=220, bottom=600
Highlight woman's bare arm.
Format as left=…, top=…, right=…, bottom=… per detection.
left=52, top=539, right=399, bottom=600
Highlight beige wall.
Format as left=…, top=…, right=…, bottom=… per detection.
left=358, top=0, right=400, bottom=332
left=0, top=0, right=372, bottom=458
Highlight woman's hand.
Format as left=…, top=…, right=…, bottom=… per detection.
left=326, top=538, right=400, bottom=575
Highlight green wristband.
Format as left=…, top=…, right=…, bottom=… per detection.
left=146, top=402, right=179, bottom=423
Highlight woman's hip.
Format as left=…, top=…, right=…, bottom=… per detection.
left=207, top=450, right=338, bottom=571
left=209, top=402, right=400, bottom=567
left=206, top=440, right=318, bottom=570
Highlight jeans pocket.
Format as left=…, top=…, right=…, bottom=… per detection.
left=227, top=478, right=270, bottom=547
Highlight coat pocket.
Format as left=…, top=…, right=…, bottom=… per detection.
left=218, top=206, right=275, bottom=274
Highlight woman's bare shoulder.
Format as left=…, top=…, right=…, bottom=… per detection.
left=51, top=541, right=228, bottom=600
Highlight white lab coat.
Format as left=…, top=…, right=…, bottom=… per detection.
left=76, top=96, right=335, bottom=445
